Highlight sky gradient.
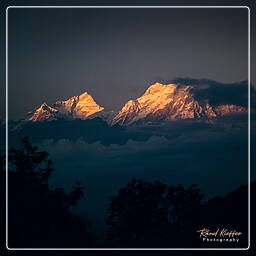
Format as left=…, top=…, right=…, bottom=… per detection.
left=7, top=7, right=249, bottom=120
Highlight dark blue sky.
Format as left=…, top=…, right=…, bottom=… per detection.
left=6, top=7, right=249, bottom=120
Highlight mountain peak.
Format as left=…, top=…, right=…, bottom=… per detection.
left=77, top=92, right=99, bottom=106
left=112, top=81, right=247, bottom=126
left=26, top=79, right=248, bottom=125
left=28, top=103, right=58, bottom=122
left=79, top=91, right=89, bottom=97
left=27, top=92, right=104, bottom=122
left=145, top=82, right=177, bottom=95
left=41, top=102, right=48, bottom=107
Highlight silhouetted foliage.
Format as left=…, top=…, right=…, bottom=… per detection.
left=9, top=137, right=54, bottom=184
left=1, top=138, right=252, bottom=248
left=69, top=181, right=85, bottom=206
left=0, top=137, right=96, bottom=248
left=106, top=178, right=252, bottom=248
left=106, top=179, right=205, bottom=247
left=200, top=182, right=254, bottom=248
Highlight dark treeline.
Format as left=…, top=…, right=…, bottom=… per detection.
left=106, top=180, right=250, bottom=248
left=0, top=138, right=253, bottom=248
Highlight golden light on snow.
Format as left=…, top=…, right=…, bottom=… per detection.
left=28, top=92, right=104, bottom=122
left=28, top=83, right=247, bottom=124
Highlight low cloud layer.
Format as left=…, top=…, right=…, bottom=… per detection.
left=169, top=77, right=254, bottom=107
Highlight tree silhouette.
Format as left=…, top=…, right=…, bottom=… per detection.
left=106, top=178, right=252, bottom=248
left=1, top=137, right=96, bottom=248
left=1, top=138, right=251, bottom=249
left=200, top=182, right=254, bottom=248
left=106, top=179, right=204, bottom=247
left=8, top=136, right=54, bottom=183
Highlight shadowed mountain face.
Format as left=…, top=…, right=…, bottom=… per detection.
left=24, top=79, right=251, bottom=126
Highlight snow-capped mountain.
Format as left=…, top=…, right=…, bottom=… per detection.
left=26, top=80, right=248, bottom=125
left=27, top=92, right=104, bottom=122
left=111, top=82, right=247, bottom=126
left=27, top=103, right=59, bottom=122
